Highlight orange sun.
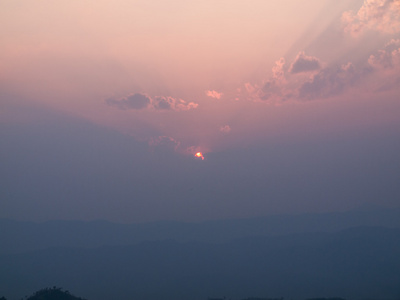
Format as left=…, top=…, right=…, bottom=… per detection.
left=195, top=152, right=204, bottom=160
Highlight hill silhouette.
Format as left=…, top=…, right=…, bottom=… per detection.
left=25, top=287, right=86, bottom=300
left=1, top=226, right=399, bottom=300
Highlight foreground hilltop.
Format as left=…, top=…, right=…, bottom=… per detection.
left=1, top=226, right=399, bottom=300
left=1, top=287, right=86, bottom=300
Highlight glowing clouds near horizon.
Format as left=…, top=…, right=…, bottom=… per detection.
left=195, top=152, right=205, bottom=160
left=205, top=90, right=223, bottom=99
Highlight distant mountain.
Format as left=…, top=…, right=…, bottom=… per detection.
left=1, top=208, right=400, bottom=255
left=1, top=226, right=399, bottom=300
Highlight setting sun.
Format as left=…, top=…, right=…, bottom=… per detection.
left=195, top=152, right=204, bottom=160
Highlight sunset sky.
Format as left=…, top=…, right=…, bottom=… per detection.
left=1, top=0, right=400, bottom=222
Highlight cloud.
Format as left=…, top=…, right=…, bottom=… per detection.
left=298, top=63, right=360, bottom=100
left=342, top=0, right=400, bottom=35
left=154, top=96, right=173, bottom=110
left=205, top=90, right=223, bottom=99
left=259, top=58, right=292, bottom=101
left=148, top=136, right=181, bottom=152
left=241, top=82, right=265, bottom=102
left=240, top=56, right=366, bottom=102
left=289, top=52, right=321, bottom=74
left=185, top=145, right=208, bottom=156
left=297, top=40, right=400, bottom=99
left=240, top=41, right=400, bottom=103
left=368, top=39, right=400, bottom=68
left=239, top=58, right=294, bottom=102
left=172, top=98, right=199, bottom=111
left=106, top=93, right=151, bottom=110
left=271, top=57, right=286, bottom=83
left=367, top=39, right=400, bottom=91
left=106, top=93, right=198, bottom=112
left=219, top=125, right=231, bottom=134
left=153, top=96, right=198, bottom=111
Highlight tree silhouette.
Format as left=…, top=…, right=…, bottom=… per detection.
left=306, top=298, right=346, bottom=300
left=25, top=287, right=86, bottom=300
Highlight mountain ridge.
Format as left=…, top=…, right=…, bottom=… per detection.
left=1, top=226, right=399, bottom=300
left=1, top=208, right=400, bottom=255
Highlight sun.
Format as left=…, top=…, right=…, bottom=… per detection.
left=195, top=152, right=204, bottom=160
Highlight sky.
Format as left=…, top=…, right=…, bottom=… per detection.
left=1, top=0, right=400, bottom=223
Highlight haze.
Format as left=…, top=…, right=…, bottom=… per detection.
left=1, top=0, right=400, bottom=223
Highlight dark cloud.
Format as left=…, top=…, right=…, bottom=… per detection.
left=299, top=63, right=360, bottom=99
left=290, top=52, right=321, bottom=74
left=106, top=93, right=151, bottom=110
left=154, top=96, right=172, bottom=110
left=106, top=94, right=198, bottom=111
left=148, top=135, right=180, bottom=152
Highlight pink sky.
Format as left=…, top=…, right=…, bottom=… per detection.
left=1, top=0, right=400, bottom=157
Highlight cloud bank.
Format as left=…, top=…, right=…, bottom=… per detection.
left=243, top=35, right=400, bottom=103
left=342, top=0, right=400, bottom=35
left=298, top=63, right=359, bottom=100
left=106, top=93, right=198, bottom=112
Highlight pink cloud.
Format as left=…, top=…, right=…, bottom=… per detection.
left=368, top=39, right=400, bottom=68
left=367, top=39, right=400, bottom=91
left=241, top=54, right=362, bottom=102
left=342, top=0, right=400, bottom=35
left=297, top=39, right=400, bottom=99
left=205, top=90, right=223, bottom=99
left=259, top=58, right=292, bottom=101
left=154, top=96, right=198, bottom=111
left=219, top=125, right=231, bottom=133
left=237, top=58, right=293, bottom=102
left=174, top=99, right=199, bottom=111
left=241, top=55, right=355, bottom=102
left=272, top=57, right=286, bottom=82
left=242, top=82, right=265, bottom=102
